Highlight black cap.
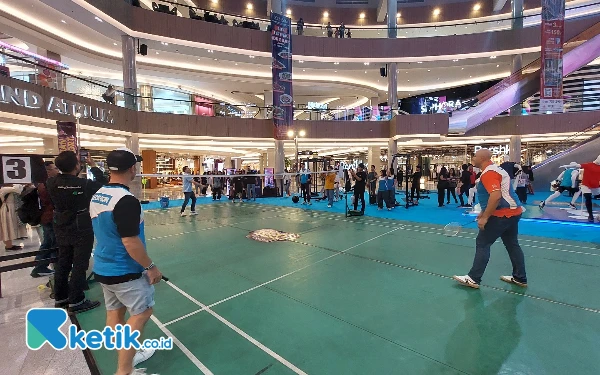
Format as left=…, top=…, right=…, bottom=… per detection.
left=106, top=147, right=142, bottom=171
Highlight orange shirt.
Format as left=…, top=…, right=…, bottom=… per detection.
left=325, top=173, right=336, bottom=189
left=480, top=168, right=523, bottom=218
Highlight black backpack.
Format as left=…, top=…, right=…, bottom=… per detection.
left=17, top=187, right=43, bottom=226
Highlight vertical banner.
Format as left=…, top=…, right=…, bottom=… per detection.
left=540, top=0, right=565, bottom=113
left=56, top=121, right=78, bottom=154
left=270, top=12, right=293, bottom=140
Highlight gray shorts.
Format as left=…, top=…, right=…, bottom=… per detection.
left=100, top=274, right=155, bottom=316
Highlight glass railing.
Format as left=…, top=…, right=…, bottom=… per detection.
left=132, top=0, right=600, bottom=39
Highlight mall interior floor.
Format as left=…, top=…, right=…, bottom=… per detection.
left=71, top=201, right=600, bottom=375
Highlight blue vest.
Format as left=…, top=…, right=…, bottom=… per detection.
left=386, top=177, right=395, bottom=191
left=477, top=164, right=521, bottom=213
left=560, top=169, right=574, bottom=188
left=90, top=186, right=146, bottom=277
left=378, top=178, right=388, bottom=191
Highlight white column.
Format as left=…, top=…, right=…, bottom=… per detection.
left=121, top=35, right=138, bottom=110
left=126, top=134, right=142, bottom=198
left=370, top=96, right=380, bottom=107
left=387, top=0, right=397, bottom=114
left=267, top=149, right=275, bottom=168
left=367, top=147, right=381, bottom=170
left=509, top=135, right=521, bottom=163
left=274, top=139, right=284, bottom=195
left=388, top=138, right=397, bottom=170
left=263, top=90, right=273, bottom=119
left=224, top=156, right=232, bottom=170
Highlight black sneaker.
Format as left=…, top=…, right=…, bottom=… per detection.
left=31, top=268, right=54, bottom=278
left=55, top=301, right=69, bottom=309
left=5, top=245, right=23, bottom=251
left=70, top=300, right=101, bottom=314
left=589, top=216, right=595, bottom=223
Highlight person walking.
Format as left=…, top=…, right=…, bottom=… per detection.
left=180, top=166, right=201, bottom=216
left=47, top=151, right=108, bottom=313
left=90, top=148, right=162, bottom=375
left=447, top=168, right=459, bottom=204
left=458, top=164, right=472, bottom=207
left=300, top=167, right=312, bottom=205
left=349, top=164, right=367, bottom=212
left=324, top=166, right=336, bottom=208
left=0, top=184, right=27, bottom=251
left=212, top=172, right=223, bottom=200
left=437, top=167, right=450, bottom=207
left=410, top=165, right=422, bottom=205
left=245, top=169, right=257, bottom=201
left=453, top=148, right=527, bottom=289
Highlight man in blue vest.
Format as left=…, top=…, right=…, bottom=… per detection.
left=90, top=148, right=163, bottom=375
left=539, top=162, right=581, bottom=210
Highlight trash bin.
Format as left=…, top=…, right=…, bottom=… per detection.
left=159, top=196, right=169, bottom=209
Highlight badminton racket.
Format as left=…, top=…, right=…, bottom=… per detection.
left=161, top=276, right=169, bottom=282
left=444, top=218, right=477, bottom=237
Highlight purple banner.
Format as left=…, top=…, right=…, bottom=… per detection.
left=270, top=12, right=293, bottom=140
left=540, top=0, right=565, bottom=113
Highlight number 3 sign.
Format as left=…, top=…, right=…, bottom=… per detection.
left=0, top=155, right=46, bottom=184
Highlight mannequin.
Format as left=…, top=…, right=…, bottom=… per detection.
left=579, top=155, right=600, bottom=222
left=539, top=162, right=581, bottom=210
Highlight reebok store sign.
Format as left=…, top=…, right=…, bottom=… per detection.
left=26, top=308, right=172, bottom=351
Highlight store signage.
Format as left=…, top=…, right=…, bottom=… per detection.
left=270, top=12, right=293, bottom=140
left=339, top=160, right=365, bottom=170
left=0, top=84, right=114, bottom=124
left=539, top=0, right=565, bottom=113
left=419, top=96, right=462, bottom=114
left=307, top=102, right=327, bottom=110
left=474, top=145, right=509, bottom=155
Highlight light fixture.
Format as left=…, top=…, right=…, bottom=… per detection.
left=247, top=3, right=253, bottom=10
left=249, top=55, right=255, bottom=58
left=211, top=0, right=218, bottom=3
left=303, top=69, right=306, bottom=71
left=396, top=12, right=401, bottom=18
left=287, top=130, right=294, bottom=137
left=490, top=55, right=497, bottom=59
left=155, top=52, right=159, bottom=54
left=359, top=12, right=365, bottom=19
left=334, top=70, right=337, bottom=73
left=364, top=62, right=370, bottom=65
left=334, top=62, right=339, bottom=65
left=433, top=8, right=441, bottom=16
left=427, top=69, right=431, bottom=72
left=323, top=11, right=329, bottom=18
left=417, top=61, right=423, bottom=64
left=286, top=9, right=291, bottom=16
left=496, top=64, right=500, bottom=67
left=113, top=42, right=118, bottom=46
left=299, top=60, right=304, bottom=63
left=161, top=42, right=169, bottom=46
left=94, top=16, right=103, bottom=22
left=235, top=63, right=238, bottom=65
left=365, top=71, right=367, bottom=73
left=61, top=20, right=67, bottom=24
left=473, top=3, right=481, bottom=11
left=207, top=49, right=213, bottom=53
left=197, top=58, right=201, bottom=60
left=299, top=130, right=306, bottom=137
left=452, top=59, right=459, bottom=62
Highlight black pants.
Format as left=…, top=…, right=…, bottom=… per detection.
left=516, top=187, right=528, bottom=204
left=458, top=184, right=470, bottom=206
left=354, top=188, right=365, bottom=211
left=410, top=184, right=420, bottom=200
left=181, top=192, right=197, bottom=212
left=437, top=185, right=446, bottom=206
left=212, top=187, right=222, bottom=200
left=584, top=193, right=593, bottom=218
left=301, top=183, right=311, bottom=202
left=54, top=233, right=94, bottom=306
left=446, top=187, right=458, bottom=203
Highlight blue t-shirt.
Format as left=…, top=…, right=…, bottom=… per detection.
left=560, top=169, right=574, bottom=188
left=300, top=172, right=309, bottom=184
left=90, top=185, right=146, bottom=277
left=182, top=174, right=193, bottom=192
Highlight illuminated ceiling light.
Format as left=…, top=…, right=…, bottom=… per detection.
left=334, top=70, right=338, bottom=73
left=365, top=71, right=367, bottom=73
left=427, top=69, right=431, bottom=72
left=473, top=3, right=481, bottom=11
left=359, top=12, right=366, bottom=19
left=490, top=55, right=497, bottom=59
left=433, top=8, right=441, bottom=16
left=249, top=55, right=255, bottom=58
left=417, top=61, right=423, bottom=64
left=161, top=42, right=169, bottom=46
left=364, top=62, right=370, bottom=65
left=113, top=42, right=118, bottom=46
left=61, top=20, right=67, bottom=24
left=246, top=3, right=253, bottom=10
left=496, top=64, right=500, bottom=67
left=94, top=16, right=103, bottom=22
left=299, top=130, right=306, bottom=137
left=323, top=11, right=329, bottom=18
left=286, top=9, right=292, bottom=16
left=334, top=62, right=339, bottom=65
left=303, top=69, right=306, bottom=71
left=155, top=52, right=159, bottom=54
left=396, top=12, right=401, bottom=18
left=452, top=59, right=459, bottom=62
left=299, top=60, right=304, bottom=63
left=211, top=0, right=218, bottom=3
left=207, top=49, right=213, bottom=53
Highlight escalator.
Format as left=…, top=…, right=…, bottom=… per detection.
left=531, top=122, right=600, bottom=191
left=449, top=19, right=600, bottom=134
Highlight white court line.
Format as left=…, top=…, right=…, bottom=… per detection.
left=165, top=281, right=308, bottom=375
left=150, top=315, right=214, bottom=375
left=164, top=227, right=403, bottom=327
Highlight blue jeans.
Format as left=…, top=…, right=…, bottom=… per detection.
left=326, top=189, right=334, bottom=205
left=33, top=223, right=57, bottom=272
left=468, top=215, right=527, bottom=284
left=247, top=184, right=256, bottom=200
left=181, top=192, right=196, bottom=213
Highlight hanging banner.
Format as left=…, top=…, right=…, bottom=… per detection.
left=56, top=121, right=78, bottom=154
left=270, top=12, right=293, bottom=140
left=539, top=0, right=565, bottom=113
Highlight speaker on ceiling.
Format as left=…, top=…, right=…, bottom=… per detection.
left=139, top=44, right=148, bottom=56
left=380, top=67, right=387, bottom=77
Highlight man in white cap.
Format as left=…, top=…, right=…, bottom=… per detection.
left=579, top=155, right=600, bottom=223
left=539, top=161, right=581, bottom=210
left=90, top=148, right=163, bottom=375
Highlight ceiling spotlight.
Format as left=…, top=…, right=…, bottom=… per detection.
left=247, top=3, right=253, bottom=10
left=365, top=71, right=367, bottom=73
left=155, top=52, right=159, bottom=54
left=249, top=55, right=255, bottom=58
left=61, top=20, right=67, bottom=24
left=323, top=11, right=329, bottom=18
left=286, top=9, right=291, bottom=15
left=396, top=12, right=401, bottom=18
left=299, top=130, right=306, bottom=137
left=287, top=130, right=294, bottom=137
left=334, top=62, right=339, bottom=65
left=334, top=70, right=337, bottom=73
left=113, top=42, right=118, bottom=46
left=299, top=60, right=304, bottom=63
left=235, top=63, right=238, bottom=65
left=94, top=16, right=103, bottom=22
left=427, top=69, right=431, bottom=72
left=433, top=8, right=441, bottom=16
left=303, top=69, right=306, bottom=71
left=496, top=64, right=500, bottom=67
left=211, top=0, right=218, bottom=3
left=359, top=12, right=365, bottom=19
left=490, top=55, right=497, bottom=59
left=364, top=62, right=370, bottom=65
left=207, top=49, right=213, bottom=53
left=417, top=61, right=423, bottom=64
left=452, top=59, right=459, bottom=62
left=473, top=3, right=481, bottom=11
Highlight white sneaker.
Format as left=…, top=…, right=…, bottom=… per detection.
left=308, top=202, right=312, bottom=205
left=568, top=203, right=576, bottom=209
left=452, top=275, right=480, bottom=289
left=180, top=212, right=186, bottom=217
left=539, top=201, right=545, bottom=209
left=500, top=276, right=527, bottom=287
left=190, top=211, right=198, bottom=215
left=132, top=348, right=156, bottom=367
left=128, top=369, right=159, bottom=375
left=301, top=201, right=307, bottom=205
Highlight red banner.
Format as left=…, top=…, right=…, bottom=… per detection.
left=540, top=0, right=565, bottom=113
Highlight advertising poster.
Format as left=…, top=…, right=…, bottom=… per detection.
left=56, top=121, right=78, bottom=154
left=264, top=167, right=275, bottom=187
left=270, top=12, right=293, bottom=140
left=540, top=0, right=565, bottom=113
